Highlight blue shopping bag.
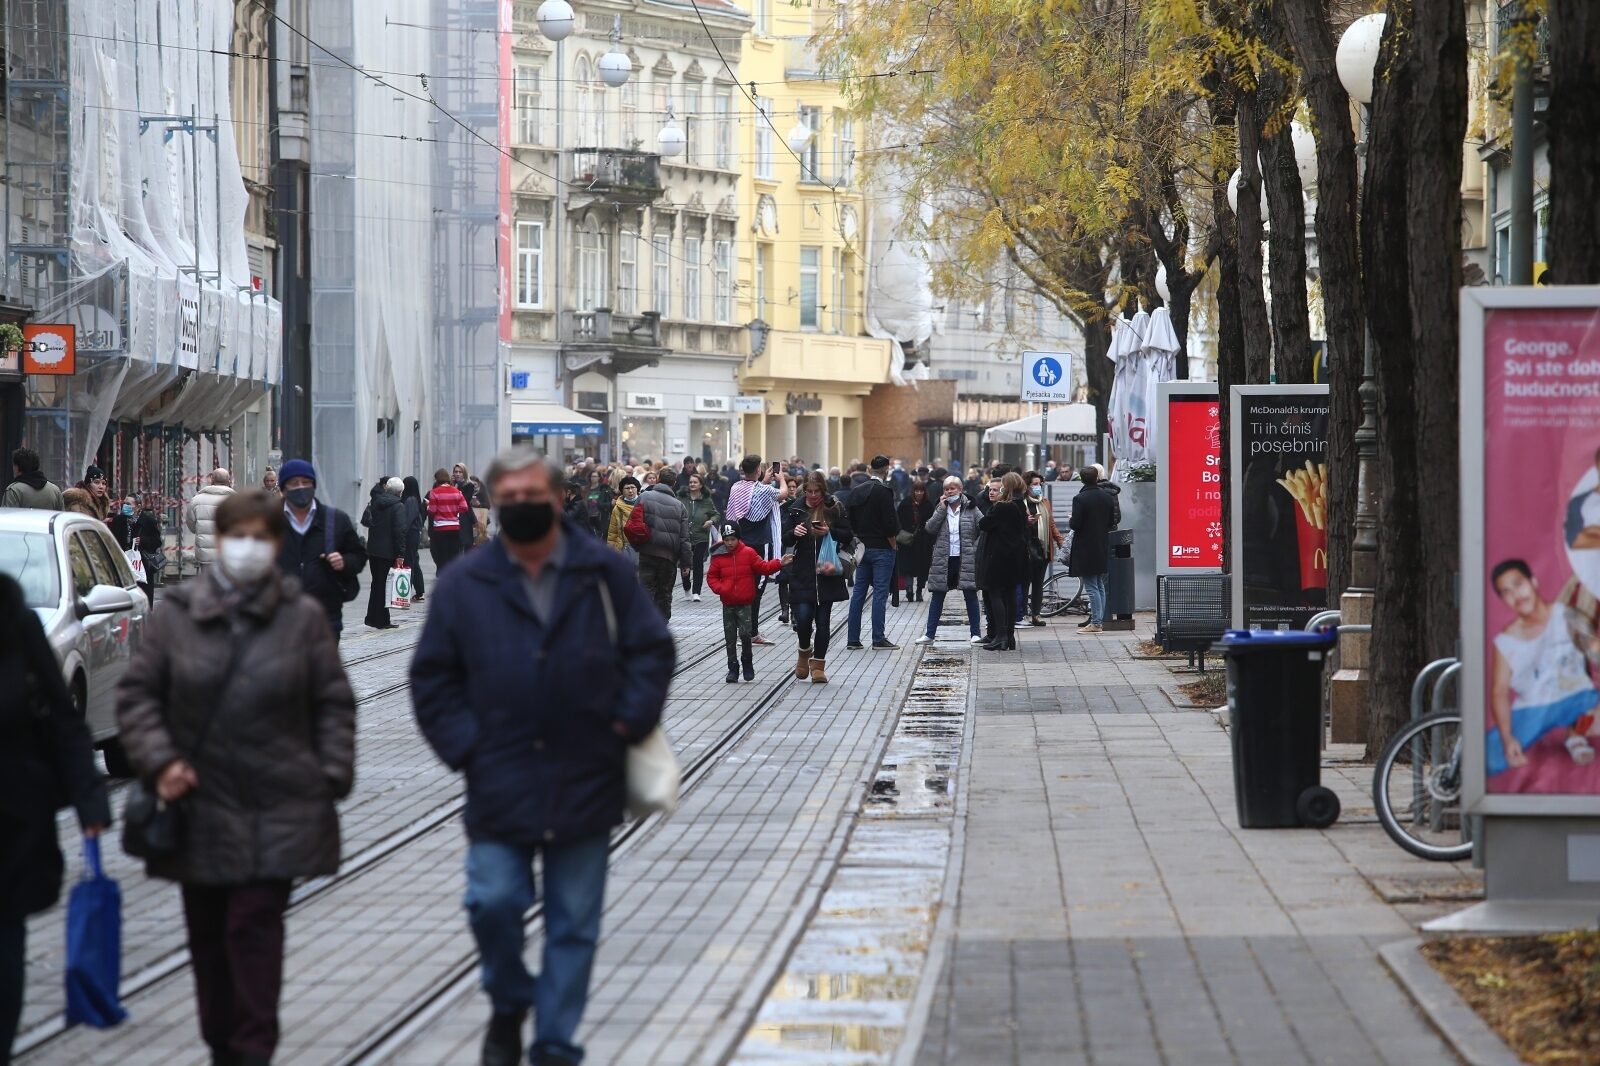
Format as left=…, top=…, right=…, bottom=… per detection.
left=815, top=530, right=841, bottom=575
left=64, top=836, right=128, bottom=1028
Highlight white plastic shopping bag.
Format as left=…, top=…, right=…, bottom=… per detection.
left=387, top=565, right=412, bottom=610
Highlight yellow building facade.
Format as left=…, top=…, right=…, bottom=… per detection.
left=733, top=1, right=893, bottom=468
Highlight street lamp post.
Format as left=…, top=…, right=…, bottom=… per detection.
left=1318, top=12, right=1385, bottom=743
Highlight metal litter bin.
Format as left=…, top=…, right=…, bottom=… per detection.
left=1219, top=628, right=1341, bottom=829
left=1104, top=529, right=1134, bottom=628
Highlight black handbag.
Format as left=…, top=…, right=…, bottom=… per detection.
left=123, top=630, right=257, bottom=860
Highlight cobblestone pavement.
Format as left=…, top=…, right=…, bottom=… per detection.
left=18, top=573, right=1477, bottom=1066
left=912, top=624, right=1465, bottom=1066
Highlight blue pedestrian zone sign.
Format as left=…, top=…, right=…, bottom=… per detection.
left=1020, top=350, right=1075, bottom=403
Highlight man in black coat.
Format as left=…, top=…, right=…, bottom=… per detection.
left=275, top=459, right=368, bottom=641
left=845, top=455, right=901, bottom=650
left=1068, top=464, right=1118, bottom=633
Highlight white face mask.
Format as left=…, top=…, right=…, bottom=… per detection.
left=218, top=537, right=276, bottom=583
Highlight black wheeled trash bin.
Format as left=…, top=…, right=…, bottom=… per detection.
left=1218, top=628, right=1341, bottom=829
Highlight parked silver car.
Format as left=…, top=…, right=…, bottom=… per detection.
left=0, top=508, right=149, bottom=772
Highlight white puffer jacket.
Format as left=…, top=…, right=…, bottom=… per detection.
left=185, top=484, right=235, bottom=564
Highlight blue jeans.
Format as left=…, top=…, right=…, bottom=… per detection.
left=464, top=834, right=610, bottom=1062
left=847, top=547, right=896, bottom=644
left=926, top=557, right=980, bottom=637
left=1082, top=572, right=1106, bottom=624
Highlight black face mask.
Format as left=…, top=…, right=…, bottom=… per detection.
left=499, top=501, right=556, bottom=543
left=285, top=486, right=315, bottom=509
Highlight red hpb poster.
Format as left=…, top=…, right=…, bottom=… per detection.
left=1166, top=396, right=1223, bottom=569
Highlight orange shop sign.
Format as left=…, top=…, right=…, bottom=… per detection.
left=23, top=323, right=75, bottom=375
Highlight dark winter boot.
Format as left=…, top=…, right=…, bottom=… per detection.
left=481, top=1009, right=526, bottom=1066
left=742, top=638, right=755, bottom=681
left=726, top=644, right=740, bottom=683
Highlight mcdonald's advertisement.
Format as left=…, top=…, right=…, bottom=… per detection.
left=1229, top=385, right=1330, bottom=630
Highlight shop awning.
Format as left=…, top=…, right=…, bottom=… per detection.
left=511, top=402, right=604, bottom=437
left=982, top=405, right=1098, bottom=445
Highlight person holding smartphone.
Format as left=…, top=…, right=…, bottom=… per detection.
left=723, top=455, right=789, bottom=645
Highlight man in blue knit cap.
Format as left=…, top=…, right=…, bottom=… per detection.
left=275, top=458, right=367, bottom=639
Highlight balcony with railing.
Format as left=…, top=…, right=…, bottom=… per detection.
left=567, top=149, right=664, bottom=206
left=785, top=38, right=827, bottom=80
left=559, top=308, right=667, bottom=376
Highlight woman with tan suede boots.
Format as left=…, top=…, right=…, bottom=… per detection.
left=780, top=471, right=854, bottom=684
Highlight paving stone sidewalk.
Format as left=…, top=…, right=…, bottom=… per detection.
left=914, top=622, right=1464, bottom=1066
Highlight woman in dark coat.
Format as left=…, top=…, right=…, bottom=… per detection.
left=1, top=573, right=110, bottom=1064
left=978, top=472, right=1030, bottom=650
left=781, top=471, right=854, bottom=684
left=361, top=477, right=408, bottom=629
left=895, top=479, right=935, bottom=604
left=401, top=476, right=426, bottom=602
left=116, top=490, right=355, bottom=1066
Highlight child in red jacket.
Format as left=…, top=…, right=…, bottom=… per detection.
left=707, top=522, right=791, bottom=682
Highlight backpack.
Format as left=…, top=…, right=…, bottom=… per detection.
left=623, top=497, right=652, bottom=548
left=323, top=505, right=362, bottom=602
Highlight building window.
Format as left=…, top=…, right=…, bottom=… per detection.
left=831, top=110, right=854, bottom=185
left=714, top=90, right=733, bottom=169
left=831, top=248, right=844, bottom=332
left=574, top=55, right=594, bottom=147
left=755, top=0, right=770, bottom=35
left=517, top=65, right=542, bottom=145
left=577, top=218, right=609, bottom=310
left=621, top=74, right=639, bottom=147
left=756, top=242, right=771, bottom=320
left=618, top=227, right=638, bottom=313
left=713, top=239, right=732, bottom=323
left=682, top=83, right=701, bottom=165
left=800, top=246, right=820, bottom=329
left=683, top=235, right=703, bottom=320
left=755, top=98, right=774, bottom=179
left=515, top=221, right=543, bottom=308
left=652, top=232, right=671, bottom=315
left=798, top=106, right=822, bottom=181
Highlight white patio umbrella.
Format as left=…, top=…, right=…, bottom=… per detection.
left=982, top=404, right=1098, bottom=446
left=1105, top=309, right=1150, bottom=471
left=1138, top=306, right=1182, bottom=460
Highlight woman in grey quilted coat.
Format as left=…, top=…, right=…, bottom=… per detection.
left=116, top=489, right=355, bottom=1066
left=916, top=476, right=983, bottom=644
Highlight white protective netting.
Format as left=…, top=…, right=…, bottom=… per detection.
left=56, top=0, right=281, bottom=478
left=306, top=0, right=502, bottom=516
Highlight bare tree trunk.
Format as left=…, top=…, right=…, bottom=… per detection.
left=1082, top=315, right=1114, bottom=448
left=1363, top=0, right=1427, bottom=756
left=1545, top=0, right=1600, bottom=284
left=1256, top=23, right=1313, bottom=385
left=1406, top=0, right=1467, bottom=665
left=1236, top=92, right=1273, bottom=386
left=1277, top=0, right=1365, bottom=604
left=1210, top=89, right=1247, bottom=572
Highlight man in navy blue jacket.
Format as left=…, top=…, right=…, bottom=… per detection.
left=411, top=447, right=675, bottom=1066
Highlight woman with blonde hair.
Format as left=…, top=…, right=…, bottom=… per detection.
left=977, top=472, right=1030, bottom=651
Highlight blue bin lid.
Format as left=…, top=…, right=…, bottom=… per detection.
left=1218, top=628, right=1338, bottom=649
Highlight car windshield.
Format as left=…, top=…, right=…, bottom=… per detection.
left=0, top=532, right=61, bottom=609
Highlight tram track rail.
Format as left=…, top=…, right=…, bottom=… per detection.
left=15, top=602, right=783, bottom=1061
left=334, top=610, right=840, bottom=1066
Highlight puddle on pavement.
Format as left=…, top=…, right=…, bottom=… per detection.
left=732, top=650, right=970, bottom=1064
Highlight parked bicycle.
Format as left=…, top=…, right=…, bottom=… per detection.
left=1038, top=571, right=1087, bottom=618
left=1373, top=710, right=1472, bottom=861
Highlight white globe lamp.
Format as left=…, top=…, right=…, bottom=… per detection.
left=657, top=122, right=685, bottom=158
left=534, top=0, right=574, bottom=42
left=786, top=119, right=814, bottom=158
left=598, top=48, right=632, bottom=88
left=1291, top=118, right=1318, bottom=191
left=1335, top=13, right=1386, bottom=105
left=1226, top=167, right=1268, bottom=217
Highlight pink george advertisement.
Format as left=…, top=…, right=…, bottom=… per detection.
left=1484, top=306, right=1600, bottom=794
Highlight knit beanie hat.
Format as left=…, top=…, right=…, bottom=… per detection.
left=278, top=458, right=317, bottom=485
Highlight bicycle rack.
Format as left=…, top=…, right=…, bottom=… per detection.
left=1305, top=610, right=1341, bottom=631
left=1405, top=657, right=1465, bottom=845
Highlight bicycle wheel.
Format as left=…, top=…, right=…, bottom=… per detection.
left=1039, top=572, right=1083, bottom=617
left=1372, top=712, right=1473, bottom=862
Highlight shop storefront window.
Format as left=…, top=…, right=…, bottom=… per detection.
left=620, top=415, right=666, bottom=465
left=689, top=417, right=730, bottom=469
